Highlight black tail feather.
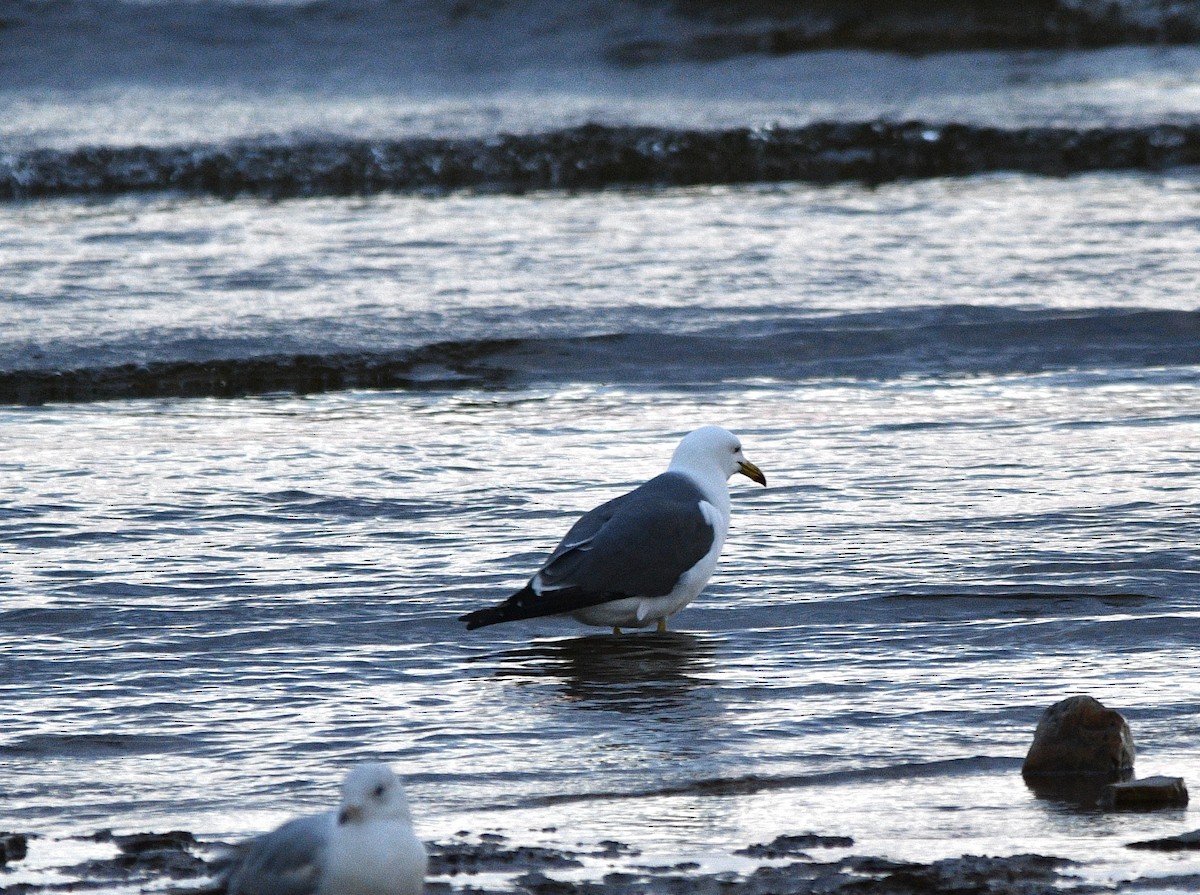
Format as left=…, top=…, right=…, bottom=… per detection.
left=459, top=584, right=625, bottom=630
left=459, top=584, right=540, bottom=630
left=458, top=605, right=511, bottom=630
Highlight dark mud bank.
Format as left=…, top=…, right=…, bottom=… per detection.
left=4, top=122, right=1200, bottom=203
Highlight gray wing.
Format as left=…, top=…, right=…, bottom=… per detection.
left=536, top=471, right=715, bottom=599
left=224, top=812, right=333, bottom=895
left=459, top=472, right=719, bottom=628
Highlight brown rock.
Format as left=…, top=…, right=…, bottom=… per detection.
left=1101, top=776, right=1188, bottom=811
left=1021, top=695, right=1135, bottom=778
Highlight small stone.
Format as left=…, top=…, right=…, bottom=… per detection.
left=113, top=831, right=197, bottom=854
left=512, top=871, right=577, bottom=895
left=0, top=833, right=28, bottom=865
left=593, top=840, right=639, bottom=858
left=1101, top=776, right=1188, bottom=810
left=1022, top=695, right=1135, bottom=778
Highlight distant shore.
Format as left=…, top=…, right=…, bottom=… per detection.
left=611, top=0, right=1200, bottom=63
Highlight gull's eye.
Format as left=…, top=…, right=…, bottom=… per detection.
left=372, top=784, right=386, bottom=798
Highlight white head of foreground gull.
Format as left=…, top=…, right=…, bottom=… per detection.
left=460, top=425, right=766, bottom=634
left=223, top=762, right=427, bottom=895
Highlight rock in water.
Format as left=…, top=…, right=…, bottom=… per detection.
left=0, top=833, right=27, bottom=865
left=1128, top=828, right=1200, bottom=850
left=1101, top=776, right=1189, bottom=811
left=1022, top=695, right=1135, bottom=778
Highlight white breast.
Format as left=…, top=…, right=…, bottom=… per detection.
left=320, top=820, right=427, bottom=895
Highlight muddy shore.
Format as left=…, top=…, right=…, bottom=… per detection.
left=5, top=828, right=1200, bottom=895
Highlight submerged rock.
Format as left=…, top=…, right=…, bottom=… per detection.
left=1021, top=695, right=1135, bottom=778
left=871, top=853, right=1072, bottom=894
left=428, top=836, right=585, bottom=876
left=109, top=830, right=199, bottom=853
left=1128, top=828, right=1200, bottom=850
left=736, top=833, right=855, bottom=858
left=1100, top=776, right=1189, bottom=811
left=0, top=832, right=28, bottom=865
left=0, top=341, right=518, bottom=406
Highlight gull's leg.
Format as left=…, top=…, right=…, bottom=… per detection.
left=656, top=618, right=668, bottom=634
left=612, top=626, right=623, bottom=635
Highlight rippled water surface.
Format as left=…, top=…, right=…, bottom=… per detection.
left=3, top=171, right=1200, bottom=892
left=7, top=1, right=1200, bottom=152
left=3, top=174, right=1199, bottom=372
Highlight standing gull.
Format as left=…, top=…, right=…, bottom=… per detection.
left=223, top=762, right=427, bottom=895
left=460, top=425, right=765, bottom=634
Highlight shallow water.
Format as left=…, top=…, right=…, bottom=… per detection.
left=6, top=0, right=1200, bottom=151
left=4, top=363, right=1200, bottom=890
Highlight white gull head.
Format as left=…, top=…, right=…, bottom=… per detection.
left=667, top=425, right=766, bottom=505
left=336, top=762, right=413, bottom=826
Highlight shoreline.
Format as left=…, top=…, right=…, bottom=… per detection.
left=6, top=828, right=1199, bottom=895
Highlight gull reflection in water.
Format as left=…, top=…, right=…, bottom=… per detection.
left=488, top=632, right=720, bottom=714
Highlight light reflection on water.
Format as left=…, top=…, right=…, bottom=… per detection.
left=3, top=174, right=1200, bottom=373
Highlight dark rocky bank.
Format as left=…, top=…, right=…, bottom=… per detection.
left=7, top=828, right=1200, bottom=895
left=0, top=341, right=519, bottom=406
left=3, top=121, right=1200, bottom=203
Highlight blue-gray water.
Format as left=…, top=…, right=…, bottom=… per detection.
left=3, top=1, right=1200, bottom=891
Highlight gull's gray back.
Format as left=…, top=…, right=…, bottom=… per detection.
left=538, top=471, right=715, bottom=598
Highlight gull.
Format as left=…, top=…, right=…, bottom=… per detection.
left=223, top=762, right=427, bottom=895
left=460, top=425, right=765, bottom=634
